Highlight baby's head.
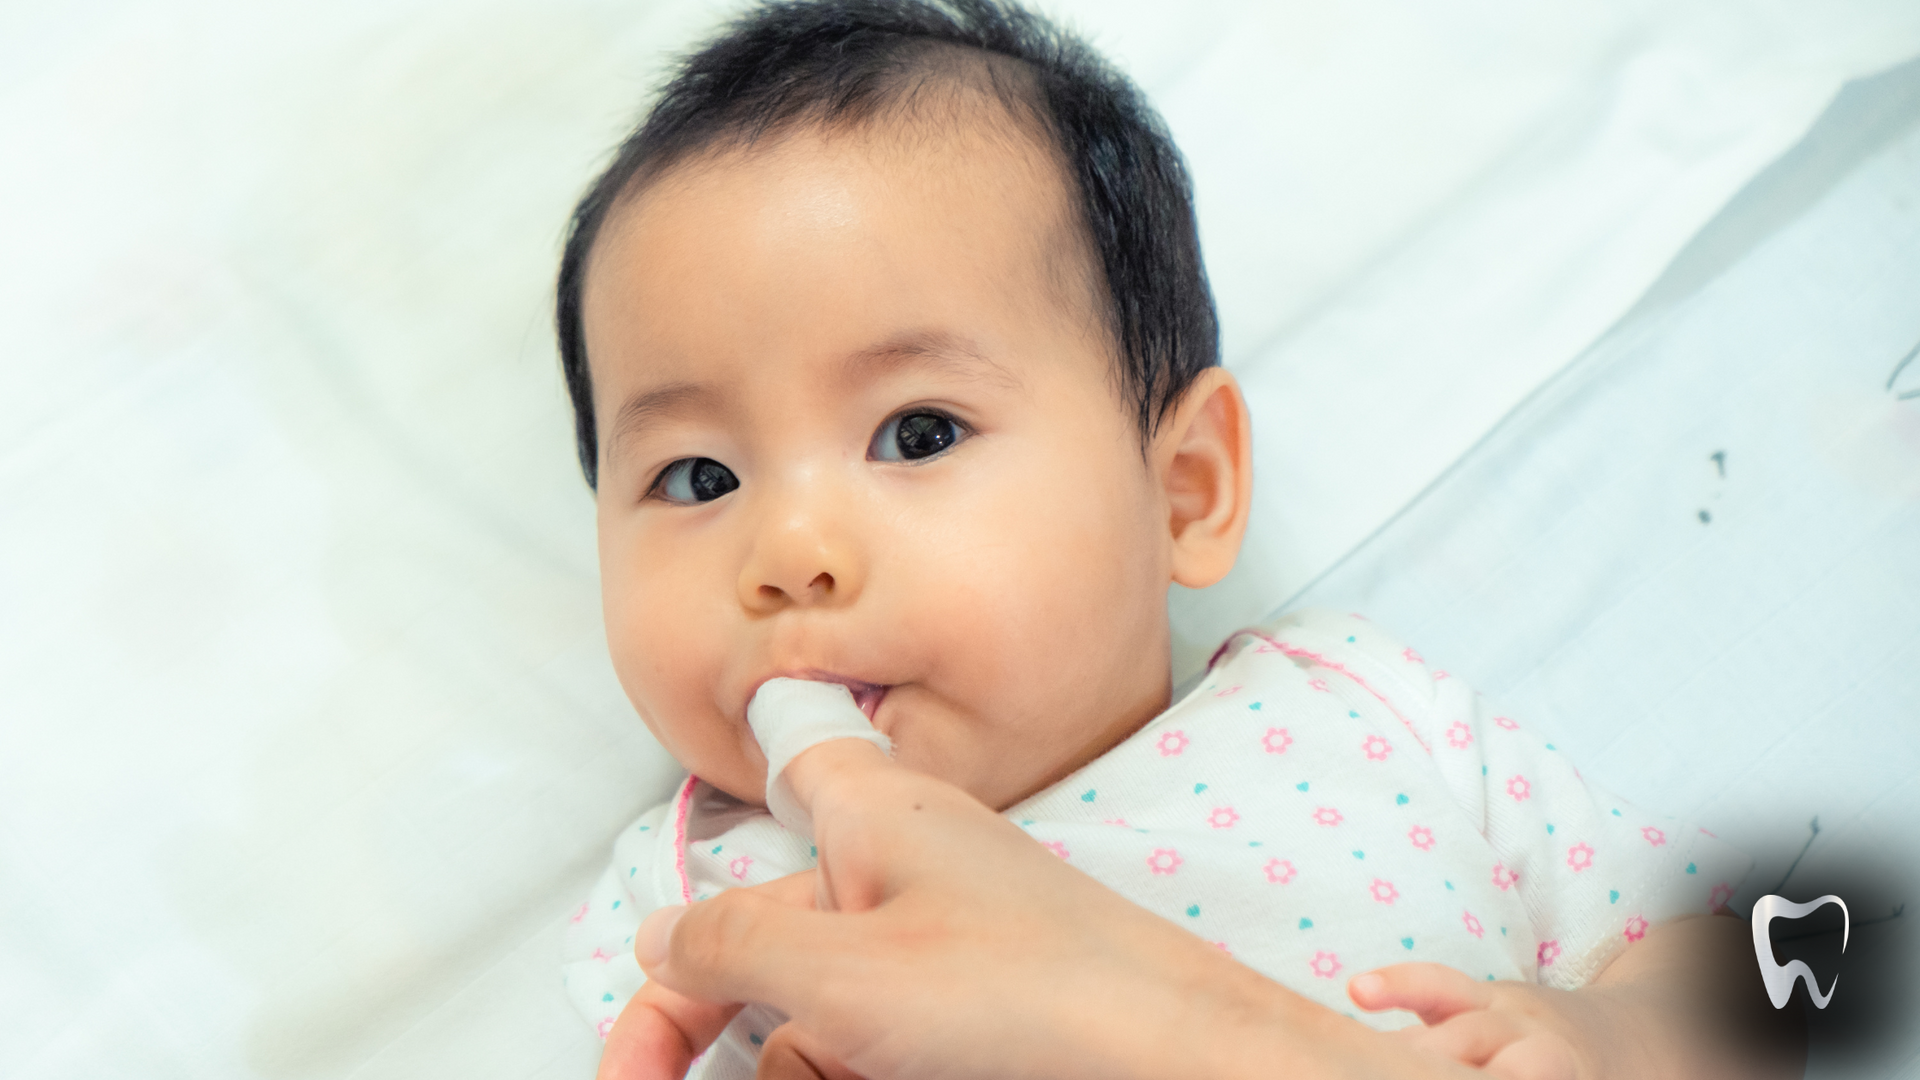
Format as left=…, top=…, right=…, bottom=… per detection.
left=557, top=0, right=1250, bottom=810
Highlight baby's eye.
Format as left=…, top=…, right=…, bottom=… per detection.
left=871, top=410, right=965, bottom=462
left=652, top=457, right=739, bottom=504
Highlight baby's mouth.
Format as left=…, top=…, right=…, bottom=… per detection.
left=767, top=670, right=891, bottom=725
left=799, top=672, right=889, bottom=722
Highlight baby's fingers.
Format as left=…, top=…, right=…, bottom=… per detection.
left=1485, top=1033, right=1578, bottom=1080
left=1349, top=962, right=1494, bottom=1025
left=596, top=979, right=742, bottom=1080
left=756, top=1023, right=863, bottom=1080
left=1402, top=1008, right=1528, bottom=1069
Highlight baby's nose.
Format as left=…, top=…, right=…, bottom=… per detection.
left=759, top=570, right=835, bottom=606
left=737, top=509, right=863, bottom=612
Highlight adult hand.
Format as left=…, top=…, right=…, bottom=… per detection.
left=601, top=740, right=1478, bottom=1080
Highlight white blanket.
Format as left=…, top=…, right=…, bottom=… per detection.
left=1288, top=83, right=1920, bottom=1077
left=2, top=2, right=1916, bottom=1076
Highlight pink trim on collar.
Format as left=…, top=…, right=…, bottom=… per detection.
left=1213, top=628, right=1432, bottom=754
left=671, top=775, right=698, bottom=904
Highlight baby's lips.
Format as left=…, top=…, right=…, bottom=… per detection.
left=757, top=670, right=889, bottom=722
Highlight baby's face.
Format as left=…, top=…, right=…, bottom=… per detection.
left=582, top=120, right=1184, bottom=810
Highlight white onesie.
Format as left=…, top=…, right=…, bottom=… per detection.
left=562, top=610, right=1750, bottom=1077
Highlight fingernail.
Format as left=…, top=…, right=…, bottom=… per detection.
left=635, top=904, right=686, bottom=969
left=1350, top=973, right=1384, bottom=999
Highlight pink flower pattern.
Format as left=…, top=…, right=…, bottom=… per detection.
left=1445, top=720, right=1473, bottom=749
left=1492, top=862, right=1519, bottom=890
left=1043, top=841, right=1070, bottom=860
left=1309, top=951, right=1343, bottom=979
left=1408, top=825, right=1435, bottom=851
left=1146, top=848, right=1183, bottom=875
left=1312, top=806, right=1344, bottom=827
left=597, top=1017, right=616, bottom=1039
left=1263, top=858, right=1297, bottom=885
left=1495, top=716, right=1519, bottom=731
left=1537, top=939, right=1561, bottom=966
left=1214, top=684, right=1243, bottom=697
left=1369, top=878, right=1399, bottom=905
left=1403, top=647, right=1424, bottom=664
left=729, top=855, right=754, bottom=880
left=1462, top=910, right=1484, bottom=939
left=1207, top=806, right=1240, bottom=830
left=1361, top=734, right=1392, bottom=762
left=1709, top=882, right=1735, bottom=911
left=1506, top=774, right=1532, bottom=802
left=1623, top=915, right=1648, bottom=942
left=1565, top=842, right=1594, bottom=873
left=1306, top=678, right=1330, bottom=693
left=1156, top=730, right=1189, bottom=757
left=1262, top=727, right=1293, bottom=754
left=1641, top=826, right=1666, bottom=847
left=569, top=902, right=589, bottom=924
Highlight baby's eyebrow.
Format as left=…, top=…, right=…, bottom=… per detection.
left=840, top=330, right=1022, bottom=390
left=609, top=381, right=718, bottom=457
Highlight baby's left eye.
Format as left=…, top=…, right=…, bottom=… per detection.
left=870, top=411, right=966, bottom=463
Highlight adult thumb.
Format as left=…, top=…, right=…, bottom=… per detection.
left=636, top=869, right=846, bottom=1009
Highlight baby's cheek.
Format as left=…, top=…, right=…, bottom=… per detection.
left=603, top=577, right=756, bottom=797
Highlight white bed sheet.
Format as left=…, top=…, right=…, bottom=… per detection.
left=3, top=1, right=1917, bottom=1077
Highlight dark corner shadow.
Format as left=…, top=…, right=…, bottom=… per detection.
left=1739, top=825, right=1915, bottom=1072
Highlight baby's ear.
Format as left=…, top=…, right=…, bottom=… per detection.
left=1157, top=369, right=1252, bottom=589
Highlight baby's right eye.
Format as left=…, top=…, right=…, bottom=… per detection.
left=652, top=457, right=739, bottom=504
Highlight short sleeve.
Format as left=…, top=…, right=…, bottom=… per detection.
left=560, top=800, right=672, bottom=1039
left=1263, top=610, right=1752, bottom=989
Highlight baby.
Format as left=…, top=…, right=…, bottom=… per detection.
left=554, top=1, right=1754, bottom=1076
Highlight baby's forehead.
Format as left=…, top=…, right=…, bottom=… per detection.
left=632, top=90, right=1082, bottom=244
left=595, top=111, right=1104, bottom=352
left=581, top=123, right=1131, bottom=455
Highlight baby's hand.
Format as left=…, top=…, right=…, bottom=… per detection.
left=1348, top=963, right=1644, bottom=1080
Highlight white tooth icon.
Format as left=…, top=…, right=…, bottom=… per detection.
left=1751, top=894, right=1849, bottom=1009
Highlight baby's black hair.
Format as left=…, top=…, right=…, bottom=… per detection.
left=555, top=0, right=1218, bottom=488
